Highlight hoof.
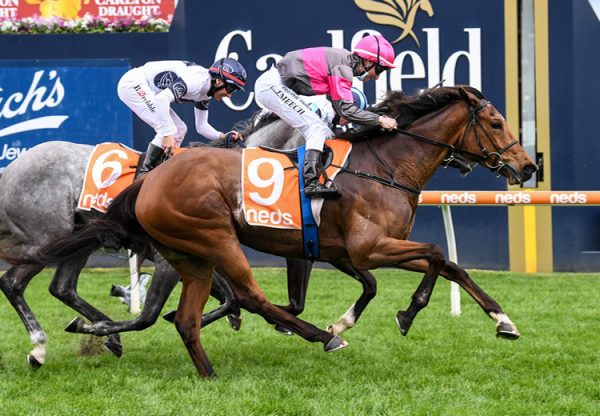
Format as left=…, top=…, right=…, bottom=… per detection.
left=324, top=335, right=348, bottom=352
left=162, top=310, right=176, bottom=323
left=27, top=354, right=43, bottom=369
left=65, top=317, right=85, bottom=333
left=104, top=338, right=123, bottom=358
left=273, top=324, right=294, bottom=336
left=496, top=322, right=520, bottom=340
left=226, top=314, right=242, bottom=331
left=395, top=311, right=412, bottom=336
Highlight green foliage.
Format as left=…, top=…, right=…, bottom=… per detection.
left=0, top=268, right=599, bottom=415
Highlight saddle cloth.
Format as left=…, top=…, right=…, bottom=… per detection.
left=242, top=139, right=353, bottom=229
left=78, top=143, right=190, bottom=213
left=78, top=143, right=140, bottom=213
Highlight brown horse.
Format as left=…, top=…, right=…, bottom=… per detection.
left=5, top=86, right=536, bottom=377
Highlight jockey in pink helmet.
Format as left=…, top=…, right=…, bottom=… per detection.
left=353, top=34, right=397, bottom=79
left=255, top=34, right=398, bottom=199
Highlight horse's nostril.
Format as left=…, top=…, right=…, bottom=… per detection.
left=524, top=164, right=538, bottom=175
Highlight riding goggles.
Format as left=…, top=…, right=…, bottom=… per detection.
left=224, top=83, right=240, bottom=94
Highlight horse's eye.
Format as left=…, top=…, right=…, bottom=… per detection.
left=490, top=121, right=502, bottom=130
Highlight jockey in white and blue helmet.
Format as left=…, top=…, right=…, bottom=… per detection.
left=117, top=57, right=247, bottom=174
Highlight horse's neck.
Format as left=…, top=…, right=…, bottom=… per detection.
left=246, top=120, right=305, bottom=149
left=363, top=105, right=468, bottom=191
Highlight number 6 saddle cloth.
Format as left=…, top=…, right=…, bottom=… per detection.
left=78, top=142, right=187, bottom=213
left=242, top=139, right=353, bottom=230
left=78, top=143, right=140, bottom=213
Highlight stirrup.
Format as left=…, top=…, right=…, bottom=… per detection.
left=304, top=181, right=341, bottom=200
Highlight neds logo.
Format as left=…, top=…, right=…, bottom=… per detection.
left=495, top=192, right=532, bottom=204
left=441, top=192, right=477, bottom=204
left=550, top=192, right=587, bottom=204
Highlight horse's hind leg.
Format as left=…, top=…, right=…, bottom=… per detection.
left=66, top=254, right=180, bottom=336
left=200, top=269, right=242, bottom=330
left=326, top=263, right=377, bottom=336
left=215, top=245, right=347, bottom=352
left=163, top=269, right=243, bottom=330
left=276, top=258, right=313, bottom=316
left=171, top=259, right=216, bottom=378
left=0, top=264, right=47, bottom=367
left=48, top=257, right=122, bottom=357
left=271, top=258, right=313, bottom=335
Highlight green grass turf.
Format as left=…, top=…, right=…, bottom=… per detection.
left=0, top=267, right=599, bottom=415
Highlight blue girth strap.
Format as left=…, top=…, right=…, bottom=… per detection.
left=297, top=146, right=320, bottom=260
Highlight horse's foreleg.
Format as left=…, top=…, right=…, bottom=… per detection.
left=0, top=264, right=47, bottom=367
left=352, top=238, right=446, bottom=336
left=394, top=265, right=439, bottom=336
left=326, top=263, right=377, bottom=336
left=441, top=261, right=519, bottom=339
left=399, top=259, right=520, bottom=339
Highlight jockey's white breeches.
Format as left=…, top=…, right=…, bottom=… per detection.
left=117, top=68, right=185, bottom=149
left=255, top=67, right=333, bottom=151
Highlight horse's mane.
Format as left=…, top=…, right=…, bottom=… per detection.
left=234, top=111, right=282, bottom=138
left=339, top=85, right=485, bottom=143
left=188, top=110, right=282, bottom=149
left=189, top=85, right=485, bottom=147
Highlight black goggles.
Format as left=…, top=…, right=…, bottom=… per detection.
left=374, top=64, right=387, bottom=75
left=224, top=82, right=240, bottom=93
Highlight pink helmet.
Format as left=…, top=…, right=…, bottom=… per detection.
left=353, top=35, right=396, bottom=69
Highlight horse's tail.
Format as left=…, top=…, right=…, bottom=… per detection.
left=0, top=179, right=152, bottom=267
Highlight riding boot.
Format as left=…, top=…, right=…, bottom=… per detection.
left=137, top=143, right=165, bottom=177
left=303, top=149, right=341, bottom=199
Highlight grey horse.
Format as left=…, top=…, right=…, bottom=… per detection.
left=0, top=140, right=191, bottom=367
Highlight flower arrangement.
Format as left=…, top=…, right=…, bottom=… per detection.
left=0, top=14, right=170, bottom=34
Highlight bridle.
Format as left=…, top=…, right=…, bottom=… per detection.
left=333, top=96, right=521, bottom=196
left=393, top=99, right=519, bottom=176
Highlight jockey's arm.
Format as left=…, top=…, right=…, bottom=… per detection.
left=193, top=104, right=223, bottom=141
left=333, top=100, right=379, bottom=126
left=328, top=65, right=379, bottom=127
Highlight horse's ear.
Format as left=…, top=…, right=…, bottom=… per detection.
left=458, top=87, right=470, bottom=102
left=458, top=87, right=477, bottom=107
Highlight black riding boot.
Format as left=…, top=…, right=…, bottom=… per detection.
left=138, top=143, right=165, bottom=177
left=303, top=149, right=341, bottom=199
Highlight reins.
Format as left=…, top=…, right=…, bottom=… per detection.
left=330, top=163, right=421, bottom=196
